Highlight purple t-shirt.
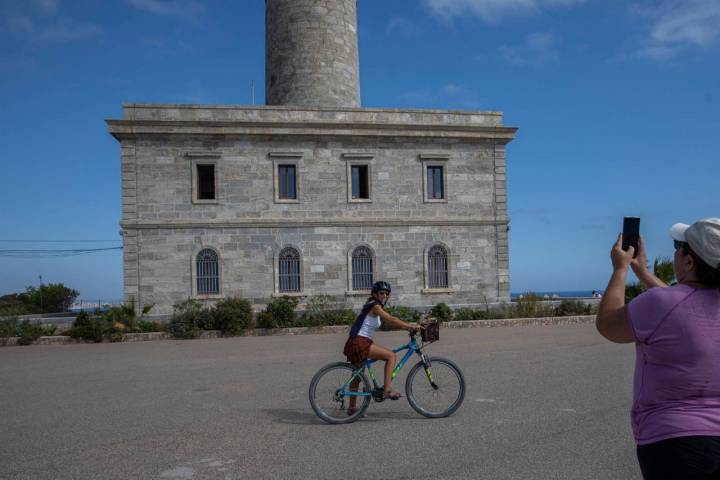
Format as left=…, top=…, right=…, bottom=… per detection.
left=628, top=284, right=720, bottom=445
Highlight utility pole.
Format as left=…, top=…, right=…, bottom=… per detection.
left=38, top=274, right=43, bottom=313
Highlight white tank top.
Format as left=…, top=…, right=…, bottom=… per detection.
left=357, top=313, right=381, bottom=339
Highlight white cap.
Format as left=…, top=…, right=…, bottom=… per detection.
left=669, top=218, right=720, bottom=269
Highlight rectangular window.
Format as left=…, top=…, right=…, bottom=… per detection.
left=351, top=165, right=369, bottom=199
left=278, top=165, right=297, bottom=200
left=197, top=164, right=215, bottom=200
left=427, top=166, right=444, bottom=199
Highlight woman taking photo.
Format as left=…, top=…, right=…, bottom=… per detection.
left=596, top=218, right=720, bottom=479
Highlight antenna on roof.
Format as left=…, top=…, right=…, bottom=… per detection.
left=251, top=81, right=256, bottom=105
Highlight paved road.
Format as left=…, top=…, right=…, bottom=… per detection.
left=0, top=324, right=640, bottom=479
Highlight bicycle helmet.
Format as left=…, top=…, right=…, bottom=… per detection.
left=371, top=281, right=392, bottom=294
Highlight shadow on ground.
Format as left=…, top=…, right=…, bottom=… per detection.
left=262, top=407, right=421, bottom=425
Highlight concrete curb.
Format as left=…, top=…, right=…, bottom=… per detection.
left=0, top=315, right=595, bottom=347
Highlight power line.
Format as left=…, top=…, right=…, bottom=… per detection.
left=0, top=240, right=121, bottom=243
left=0, top=247, right=123, bottom=258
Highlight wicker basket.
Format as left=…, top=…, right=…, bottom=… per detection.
left=421, top=320, right=440, bottom=343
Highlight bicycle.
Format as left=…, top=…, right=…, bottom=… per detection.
left=308, top=321, right=465, bottom=424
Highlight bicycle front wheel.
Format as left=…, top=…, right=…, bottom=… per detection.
left=406, top=357, right=465, bottom=418
left=309, top=362, right=371, bottom=424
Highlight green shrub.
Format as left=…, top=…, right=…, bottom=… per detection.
left=387, top=305, right=421, bottom=322
left=299, top=295, right=355, bottom=327
left=212, top=297, right=253, bottom=335
left=68, top=311, right=105, bottom=342
left=138, top=320, right=165, bottom=333
left=625, top=257, right=675, bottom=302
left=22, top=283, right=79, bottom=313
left=325, top=309, right=356, bottom=326
left=298, top=308, right=356, bottom=327
left=194, top=308, right=215, bottom=331
left=70, top=305, right=158, bottom=342
left=17, top=321, right=47, bottom=346
left=654, top=258, right=675, bottom=284
left=255, top=311, right=274, bottom=329
left=625, top=282, right=645, bottom=303
left=106, top=328, right=124, bottom=343
left=0, top=295, right=29, bottom=316
left=0, top=318, right=17, bottom=338
left=104, top=300, right=154, bottom=333
left=511, top=293, right=555, bottom=319
left=381, top=305, right=421, bottom=330
left=554, top=300, right=593, bottom=317
left=257, top=297, right=298, bottom=329
left=306, top=294, right=344, bottom=315
left=41, top=324, right=57, bottom=336
left=454, top=308, right=491, bottom=321
left=429, top=303, right=453, bottom=322
left=168, top=299, right=206, bottom=339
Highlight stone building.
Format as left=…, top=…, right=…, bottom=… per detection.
left=107, top=0, right=517, bottom=315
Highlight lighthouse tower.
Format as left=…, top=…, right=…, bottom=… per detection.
left=265, top=0, right=361, bottom=107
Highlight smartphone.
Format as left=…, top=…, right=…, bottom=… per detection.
left=622, top=216, right=640, bottom=257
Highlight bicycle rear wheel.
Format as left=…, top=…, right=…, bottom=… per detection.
left=406, top=356, right=465, bottom=418
left=309, top=362, right=371, bottom=424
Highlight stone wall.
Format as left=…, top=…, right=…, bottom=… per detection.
left=109, top=104, right=516, bottom=314
left=128, top=136, right=498, bottom=221
left=132, top=224, right=500, bottom=314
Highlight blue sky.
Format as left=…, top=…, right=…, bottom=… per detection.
left=1, top=0, right=718, bottom=300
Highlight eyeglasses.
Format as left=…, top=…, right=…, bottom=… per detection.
left=674, top=240, right=688, bottom=251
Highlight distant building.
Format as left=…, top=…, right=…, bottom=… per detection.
left=107, top=0, right=517, bottom=315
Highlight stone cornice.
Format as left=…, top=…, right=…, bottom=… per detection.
left=120, top=102, right=506, bottom=116
left=106, top=119, right=518, bottom=144
left=120, top=217, right=509, bottom=230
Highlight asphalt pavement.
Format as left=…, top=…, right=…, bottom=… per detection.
left=0, top=323, right=640, bottom=479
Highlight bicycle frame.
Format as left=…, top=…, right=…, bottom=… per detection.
left=339, top=334, right=430, bottom=398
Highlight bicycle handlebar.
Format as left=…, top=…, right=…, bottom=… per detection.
left=408, top=323, right=427, bottom=338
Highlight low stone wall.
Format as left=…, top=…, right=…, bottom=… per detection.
left=445, top=315, right=595, bottom=328
left=2, top=298, right=599, bottom=328
left=0, top=315, right=595, bottom=347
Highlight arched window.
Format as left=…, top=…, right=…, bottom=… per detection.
left=428, top=245, right=449, bottom=288
left=351, top=246, right=373, bottom=291
left=196, top=248, right=219, bottom=294
left=279, top=247, right=301, bottom=292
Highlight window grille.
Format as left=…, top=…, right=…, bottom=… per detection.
left=196, top=248, right=219, bottom=294
left=351, top=246, right=373, bottom=290
left=428, top=245, right=449, bottom=288
left=279, top=247, right=301, bottom=292
left=278, top=165, right=297, bottom=199
left=427, top=166, right=444, bottom=199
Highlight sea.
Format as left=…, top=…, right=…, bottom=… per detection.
left=510, top=290, right=602, bottom=300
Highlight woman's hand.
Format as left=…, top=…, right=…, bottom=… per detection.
left=630, top=235, right=649, bottom=275
left=611, top=234, right=635, bottom=272
left=407, top=323, right=422, bottom=332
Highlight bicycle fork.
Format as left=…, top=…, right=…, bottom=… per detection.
left=420, top=352, right=439, bottom=391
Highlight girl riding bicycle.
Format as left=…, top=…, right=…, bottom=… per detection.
left=343, top=281, right=421, bottom=412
